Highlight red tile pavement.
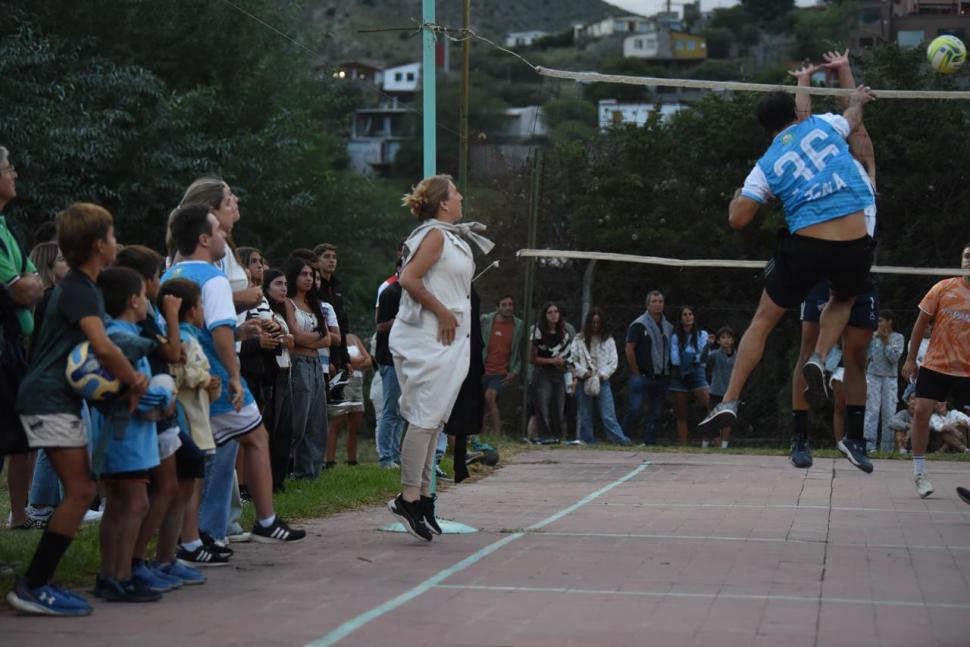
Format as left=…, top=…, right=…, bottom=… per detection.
left=2, top=449, right=969, bottom=646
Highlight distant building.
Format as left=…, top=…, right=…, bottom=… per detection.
left=579, top=15, right=653, bottom=39
left=504, top=31, right=548, bottom=47
left=330, top=61, right=383, bottom=84
left=624, top=30, right=706, bottom=60
left=598, top=99, right=684, bottom=129
left=346, top=101, right=413, bottom=175
left=852, top=0, right=970, bottom=49
left=382, top=62, right=421, bottom=94
left=498, top=106, right=547, bottom=139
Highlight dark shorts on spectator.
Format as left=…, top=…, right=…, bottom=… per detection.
left=482, top=373, right=505, bottom=394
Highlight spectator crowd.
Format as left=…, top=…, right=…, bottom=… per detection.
left=0, top=142, right=966, bottom=617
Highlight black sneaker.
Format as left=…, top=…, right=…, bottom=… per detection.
left=420, top=495, right=443, bottom=535
left=387, top=494, right=433, bottom=541
left=837, top=437, right=873, bottom=474
left=176, top=543, right=230, bottom=567
left=94, top=575, right=162, bottom=603
left=956, top=486, right=970, bottom=505
left=199, top=531, right=234, bottom=557
left=251, top=516, right=306, bottom=543
left=802, top=354, right=830, bottom=409
left=790, top=434, right=813, bottom=469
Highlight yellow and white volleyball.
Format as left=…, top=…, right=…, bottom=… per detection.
left=65, top=342, right=124, bottom=401
left=927, top=35, right=966, bottom=74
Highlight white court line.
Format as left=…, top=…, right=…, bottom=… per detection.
left=305, top=462, right=650, bottom=646
left=434, top=584, right=970, bottom=610
left=536, top=530, right=970, bottom=552
left=602, top=502, right=970, bottom=515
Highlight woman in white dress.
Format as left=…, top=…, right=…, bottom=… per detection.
left=386, top=174, right=492, bottom=541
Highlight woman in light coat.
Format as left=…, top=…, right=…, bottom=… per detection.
left=571, top=308, right=632, bottom=445
left=387, top=174, right=492, bottom=541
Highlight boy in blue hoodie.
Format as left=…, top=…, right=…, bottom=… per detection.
left=89, top=267, right=173, bottom=602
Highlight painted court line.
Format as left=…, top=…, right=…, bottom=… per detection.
left=602, top=501, right=970, bottom=515
left=305, top=462, right=650, bottom=646
left=433, top=584, right=970, bottom=610
left=535, top=530, right=970, bottom=552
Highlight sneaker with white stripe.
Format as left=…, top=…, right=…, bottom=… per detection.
left=251, top=516, right=306, bottom=543
left=175, top=544, right=230, bottom=567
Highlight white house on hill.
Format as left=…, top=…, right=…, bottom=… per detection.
left=382, top=62, right=421, bottom=93
left=504, top=31, right=548, bottom=47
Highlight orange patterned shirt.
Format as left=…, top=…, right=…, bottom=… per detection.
left=919, top=277, right=970, bottom=377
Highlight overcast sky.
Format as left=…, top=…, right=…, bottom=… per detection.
left=606, top=0, right=818, bottom=16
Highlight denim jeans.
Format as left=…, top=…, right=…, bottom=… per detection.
left=576, top=379, right=631, bottom=445
left=29, top=449, right=63, bottom=507
left=622, top=375, right=670, bottom=444
left=534, top=368, right=566, bottom=438
left=199, top=438, right=240, bottom=540
left=377, top=364, right=405, bottom=466
left=290, top=355, right=328, bottom=479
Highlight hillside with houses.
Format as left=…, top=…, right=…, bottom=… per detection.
left=321, top=0, right=970, bottom=178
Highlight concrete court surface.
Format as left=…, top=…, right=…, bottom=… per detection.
left=3, top=449, right=970, bottom=647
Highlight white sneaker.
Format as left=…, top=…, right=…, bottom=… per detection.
left=898, top=448, right=909, bottom=455
left=228, top=530, right=252, bottom=543
left=82, top=509, right=103, bottom=524
left=26, top=505, right=54, bottom=524
left=915, top=473, right=934, bottom=499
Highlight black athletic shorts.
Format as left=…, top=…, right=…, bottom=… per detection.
left=915, top=366, right=970, bottom=408
left=175, top=442, right=207, bottom=481
left=764, top=231, right=875, bottom=309
left=799, top=280, right=879, bottom=330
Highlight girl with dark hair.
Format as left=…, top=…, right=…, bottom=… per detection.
left=571, top=308, right=631, bottom=445
left=530, top=302, right=573, bottom=442
left=260, top=269, right=295, bottom=491
left=670, top=305, right=711, bottom=445
left=281, top=257, right=330, bottom=479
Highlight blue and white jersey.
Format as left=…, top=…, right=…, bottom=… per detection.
left=161, top=260, right=254, bottom=416
left=741, top=113, right=875, bottom=234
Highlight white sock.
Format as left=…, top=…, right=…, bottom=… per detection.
left=721, top=441, right=729, bottom=449
left=913, top=456, right=926, bottom=476
left=258, top=514, right=277, bottom=528
left=182, top=539, right=202, bottom=551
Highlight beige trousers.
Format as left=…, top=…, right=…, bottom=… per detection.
left=400, top=425, right=440, bottom=499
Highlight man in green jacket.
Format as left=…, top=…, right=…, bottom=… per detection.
left=480, top=295, right=523, bottom=436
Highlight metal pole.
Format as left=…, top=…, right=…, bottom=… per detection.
left=458, top=0, right=471, bottom=194
left=422, top=0, right=437, bottom=177
left=519, top=149, right=542, bottom=437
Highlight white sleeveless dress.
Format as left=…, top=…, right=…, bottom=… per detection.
left=389, top=224, right=475, bottom=429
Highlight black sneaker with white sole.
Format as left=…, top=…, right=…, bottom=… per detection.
left=387, top=494, right=432, bottom=541
left=176, top=544, right=230, bottom=567
left=199, top=531, right=234, bottom=557
left=251, top=516, right=306, bottom=543
left=837, top=437, right=873, bottom=474
left=420, top=494, right=443, bottom=535
left=802, top=354, right=830, bottom=409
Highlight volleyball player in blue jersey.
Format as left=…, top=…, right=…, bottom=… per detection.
left=699, top=79, right=876, bottom=472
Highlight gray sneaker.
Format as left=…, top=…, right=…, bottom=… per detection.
left=802, top=353, right=830, bottom=409
left=698, top=400, right=738, bottom=434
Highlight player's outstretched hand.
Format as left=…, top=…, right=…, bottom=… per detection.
left=849, top=85, right=875, bottom=105
left=821, top=49, right=850, bottom=69
left=787, top=62, right=818, bottom=82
